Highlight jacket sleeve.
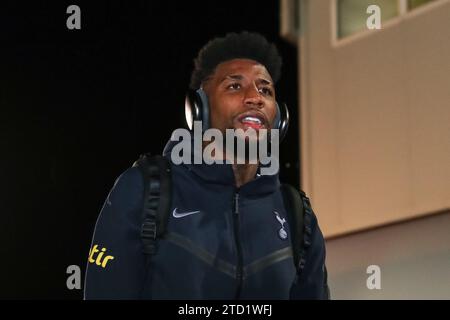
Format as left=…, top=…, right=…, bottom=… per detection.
left=289, top=212, right=331, bottom=300
left=84, top=167, right=147, bottom=299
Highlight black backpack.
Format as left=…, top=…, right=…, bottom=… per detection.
left=132, top=153, right=329, bottom=297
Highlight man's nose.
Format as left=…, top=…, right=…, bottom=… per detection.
left=243, top=85, right=264, bottom=108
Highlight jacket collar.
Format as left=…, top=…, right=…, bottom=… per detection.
left=162, top=136, right=280, bottom=197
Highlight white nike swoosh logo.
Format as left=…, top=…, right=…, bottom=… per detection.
left=172, top=208, right=201, bottom=218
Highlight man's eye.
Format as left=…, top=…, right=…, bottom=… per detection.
left=259, top=87, right=273, bottom=96
left=227, top=83, right=241, bottom=90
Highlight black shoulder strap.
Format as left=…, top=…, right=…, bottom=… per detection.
left=280, top=184, right=313, bottom=275
left=132, top=153, right=172, bottom=255
left=281, top=184, right=330, bottom=299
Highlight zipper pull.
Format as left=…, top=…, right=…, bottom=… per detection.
left=234, top=192, right=240, bottom=214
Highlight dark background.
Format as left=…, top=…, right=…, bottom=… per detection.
left=0, top=1, right=299, bottom=299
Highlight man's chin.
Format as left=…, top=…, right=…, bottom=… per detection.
left=237, top=127, right=269, bottom=141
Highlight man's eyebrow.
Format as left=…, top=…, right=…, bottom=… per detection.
left=257, top=78, right=273, bottom=86
left=220, top=74, right=243, bottom=83
left=220, top=74, right=273, bottom=85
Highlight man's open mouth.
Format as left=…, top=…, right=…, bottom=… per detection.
left=237, top=112, right=267, bottom=130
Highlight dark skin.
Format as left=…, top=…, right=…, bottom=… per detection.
left=202, top=59, right=277, bottom=188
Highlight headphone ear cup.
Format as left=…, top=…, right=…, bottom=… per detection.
left=276, top=102, right=289, bottom=142
left=185, top=89, right=210, bottom=131
left=185, top=90, right=202, bottom=130
left=196, top=88, right=210, bottom=131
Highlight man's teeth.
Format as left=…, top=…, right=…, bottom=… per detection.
left=242, top=116, right=262, bottom=124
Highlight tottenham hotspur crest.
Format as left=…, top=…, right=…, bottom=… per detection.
left=273, top=211, right=288, bottom=240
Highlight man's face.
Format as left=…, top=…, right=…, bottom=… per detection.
left=203, top=59, right=277, bottom=135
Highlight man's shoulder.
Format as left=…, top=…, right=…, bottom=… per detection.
left=112, top=166, right=143, bottom=190
left=105, top=166, right=144, bottom=209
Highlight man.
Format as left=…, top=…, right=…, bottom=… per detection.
left=84, top=31, right=329, bottom=299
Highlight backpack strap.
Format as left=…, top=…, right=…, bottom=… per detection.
left=132, top=154, right=172, bottom=255
left=281, top=184, right=330, bottom=299
left=280, top=184, right=313, bottom=276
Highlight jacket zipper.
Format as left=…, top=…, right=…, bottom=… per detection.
left=233, top=190, right=243, bottom=299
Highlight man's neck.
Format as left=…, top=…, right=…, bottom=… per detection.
left=202, top=140, right=259, bottom=188
left=232, top=163, right=258, bottom=188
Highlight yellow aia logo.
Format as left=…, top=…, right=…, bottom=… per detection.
left=88, top=245, right=114, bottom=268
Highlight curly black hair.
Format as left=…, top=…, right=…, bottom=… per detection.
left=190, top=31, right=282, bottom=89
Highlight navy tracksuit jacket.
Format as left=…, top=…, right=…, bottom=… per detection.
left=84, top=140, right=329, bottom=299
